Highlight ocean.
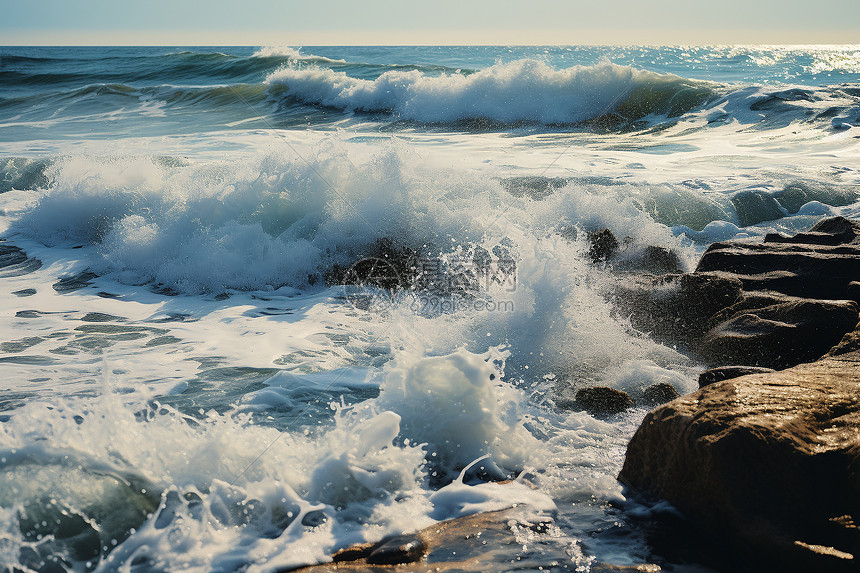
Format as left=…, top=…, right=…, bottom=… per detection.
left=0, top=45, right=858, bottom=572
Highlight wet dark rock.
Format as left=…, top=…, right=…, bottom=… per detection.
left=846, top=281, right=860, bottom=304
left=731, top=190, right=785, bottom=227
left=12, top=288, right=36, bottom=297
left=574, top=386, right=633, bottom=417
left=365, top=535, right=427, bottom=565
left=52, top=270, right=99, bottom=293
left=214, top=292, right=231, bottom=301
left=325, top=237, right=416, bottom=290
left=619, top=352, right=860, bottom=572
left=642, top=382, right=679, bottom=406
left=613, top=272, right=743, bottom=345
left=698, top=294, right=858, bottom=369
left=698, top=365, right=775, bottom=388
left=614, top=217, right=860, bottom=371
left=291, top=508, right=660, bottom=573
left=696, top=217, right=860, bottom=300
left=809, top=215, right=860, bottom=241
left=588, top=228, right=620, bottom=262
left=0, top=243, right=42, bottom=277
left=640, top=245, right=682, bottom=274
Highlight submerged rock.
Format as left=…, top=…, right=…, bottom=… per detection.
left=619, top=352, right=860, bottom=572
left=588, top=228, right=620, bottom=262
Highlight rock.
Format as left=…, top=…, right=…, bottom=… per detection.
left=289, top=508, right=660, bottom=573
left=697, top=241, right=860, bottom=294
left=365, top=535, right=427, bottom=565
left=613, top=217, right=860, bottom=370
left=326, top=238, right=416, bottom=290
left=588, top=229, right=619, bottom=262
left=640, top=246, right=682, bottom=274
left=618, top=352, right=860, bottom=572
left=0, top=243, right=42, bottom=277
left=697, top=295, right=858, bottom=369
left=53, top=270, right=99, bottom=293
left=731, top=190, right=785, bottom=227
left=698, top=365, right=775, bottom=388
left=847, top=281, right=860, bottom=305
left=641, top=383, right=679, bottom=406
left=612, top=272, right=743, bottom=345
left=574, top=387, right=633, bottom=417
left=809, top=215, right=860, bottom=241
left=696, top=217, right=860, bottom=300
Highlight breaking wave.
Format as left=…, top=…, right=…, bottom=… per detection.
left=265, top=59, right=716, bottom=125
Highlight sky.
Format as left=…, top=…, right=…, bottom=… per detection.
left=2, top=0, right=859, bottom=45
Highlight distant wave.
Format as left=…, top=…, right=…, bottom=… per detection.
left=265, top=59, right=716, bottom=125
left=252, top=46, right=347, bottom=64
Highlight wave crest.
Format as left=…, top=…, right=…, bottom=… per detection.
left=265, top=59, right=715, bottom=125
left=252, top=46, right=346, bottom=64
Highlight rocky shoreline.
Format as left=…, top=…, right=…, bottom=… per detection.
left=617, top=216, right=860, bottom=571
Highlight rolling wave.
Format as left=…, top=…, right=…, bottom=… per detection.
left=265, top=59, right=717, bottom=125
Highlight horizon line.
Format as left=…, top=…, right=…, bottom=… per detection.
left=4, top=29, right=860, bottom=47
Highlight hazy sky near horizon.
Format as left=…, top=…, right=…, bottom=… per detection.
left=2, top=0, right=859, bottom=45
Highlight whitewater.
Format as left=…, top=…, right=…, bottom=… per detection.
left=0, top=45, right=859, bottom=572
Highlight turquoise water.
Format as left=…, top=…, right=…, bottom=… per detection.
left=0, top=45, right=858, bottom=572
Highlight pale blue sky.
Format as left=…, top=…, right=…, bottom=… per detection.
left=2, top=0, right=859, bottom=45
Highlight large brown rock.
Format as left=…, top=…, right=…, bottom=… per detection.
left=696, top=216, right=860, bottom=300
left=612, top=272, right=743, bottom=345
left=614, top=217, right=860, bottom=369
left=697, top=293, right=859, bottom=369
left=618, top=351, right=860, bottom=572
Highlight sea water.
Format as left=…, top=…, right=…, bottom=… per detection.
left=0, top=45, right=858, bottom=571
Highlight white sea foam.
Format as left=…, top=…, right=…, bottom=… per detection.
left=0, top=347, right=571, bottom=572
